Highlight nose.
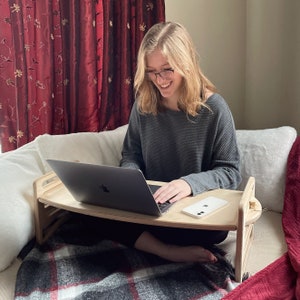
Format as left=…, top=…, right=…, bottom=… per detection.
left=155, top=74, right=165, bottom=84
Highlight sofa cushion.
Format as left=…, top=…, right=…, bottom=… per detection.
left=236, top=126, right=297, bottom=212
left=0, top=142, right=44, bottom=271
left=36, top=125, right=128, bottom=172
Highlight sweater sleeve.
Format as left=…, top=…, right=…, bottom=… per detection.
left=181, top=98, right=241, bottom=195
left=120, top=102, right=145, bottom=171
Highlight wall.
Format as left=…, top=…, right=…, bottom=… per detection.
left=165, top=0, right=245, bottom=128
left=244, top=0, right=300, bottom=131
left=165, top=0, right=300, bottom=132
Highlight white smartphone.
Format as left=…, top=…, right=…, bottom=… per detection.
left=182, top=196, right=228, bottom=218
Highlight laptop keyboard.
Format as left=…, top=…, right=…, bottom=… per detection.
left=157, top=200, right=173, bottom=213
left=148, top=184, right=173, bottom=213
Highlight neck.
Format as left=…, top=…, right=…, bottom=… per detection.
left=162, top=98, right=180, bottom=111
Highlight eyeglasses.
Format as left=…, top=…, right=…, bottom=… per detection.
left=145, top=68, right=174, bottom=80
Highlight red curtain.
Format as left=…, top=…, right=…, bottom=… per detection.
left=0, top=0, right=165, bottom=152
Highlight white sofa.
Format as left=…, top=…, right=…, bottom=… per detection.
left=0, top=125, right=297, bottom=300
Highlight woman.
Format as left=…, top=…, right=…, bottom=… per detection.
left=119, top=21, right=241, bottom=263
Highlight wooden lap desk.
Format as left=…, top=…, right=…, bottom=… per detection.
left=34, top=172, right=261, bottom=283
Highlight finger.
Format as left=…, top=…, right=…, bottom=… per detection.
left=168, top=191, right=187, bottom=203
left=155, top=190, right=176, bottom=203
left=153, top=183, right=172, bottom=198
left=154, top=185, right=177, bottom=203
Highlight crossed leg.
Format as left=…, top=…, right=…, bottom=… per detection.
left=134, top=231, right=217, bottom=263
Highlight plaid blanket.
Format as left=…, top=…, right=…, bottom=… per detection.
left=15, top=217, right=237, bottom=300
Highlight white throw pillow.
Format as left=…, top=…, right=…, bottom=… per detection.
left=0, top=142, right=43, bottom=271
left=36, top=125, right=128, bottom=172
left=236, top=126, right=297, bottom=212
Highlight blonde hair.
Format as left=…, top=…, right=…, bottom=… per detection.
left=134, top=22, right=216, bottom=116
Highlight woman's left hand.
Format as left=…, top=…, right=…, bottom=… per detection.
left=153, top=179, right=192, bottom=204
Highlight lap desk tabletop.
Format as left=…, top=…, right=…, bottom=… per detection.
left=34, top=172, right=261, bottom=282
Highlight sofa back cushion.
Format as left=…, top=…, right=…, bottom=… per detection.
left=36, top=125, right=128, bottom=173
left=236, top=126, right=297, bottom=213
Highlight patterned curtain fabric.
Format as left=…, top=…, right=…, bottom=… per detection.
left=0, top=0, right=165, bottom=152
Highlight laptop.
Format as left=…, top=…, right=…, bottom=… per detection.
left=46, top=159, right=173, bottom=216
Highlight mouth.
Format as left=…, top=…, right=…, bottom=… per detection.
left=158, top=81, right=172, bottom=90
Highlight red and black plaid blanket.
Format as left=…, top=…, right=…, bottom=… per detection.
left=15, top=217, right=237, bottom=300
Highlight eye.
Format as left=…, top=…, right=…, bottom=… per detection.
left=160, top=68, right=174, bottom=77
left=163, top=68, right=174, bottom=72
left=145, top=68, right=174, bottom=80
left=145, top=70, right=155, bottom=74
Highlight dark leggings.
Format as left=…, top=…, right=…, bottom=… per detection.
left=73, top=214, right=228, bottom=248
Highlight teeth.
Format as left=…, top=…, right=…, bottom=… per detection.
left=161, top=83, right=170, bottom=88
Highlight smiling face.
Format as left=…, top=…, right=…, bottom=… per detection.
left=146, top=49, right=183, bottom=110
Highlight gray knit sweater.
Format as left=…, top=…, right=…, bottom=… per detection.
left=120, top=93, right=241, bottom=195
